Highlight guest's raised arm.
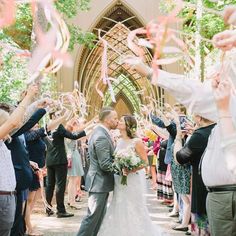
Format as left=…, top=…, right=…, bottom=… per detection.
left=0, top=84, right=38, bottom=140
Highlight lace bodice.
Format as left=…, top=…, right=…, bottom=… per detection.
left=115, top=138, right=138, bottom=153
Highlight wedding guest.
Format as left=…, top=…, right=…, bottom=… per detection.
left=149, top=109, right=180, bottom=217
left=157, top=139, right=173, bottom=204
left=0, top=85, right=38, bottom=236
left=44, top=113, right=91, bottom=218
left=78, top=138, right=89, bottom=197
left=66, top=118, right=86, bottom=209
left=8, top=107, right=48, bottom=236
left=24, top=111, right=73, bottom=235
left=170, top=113, right=191, bottom=232
left=144, top=130, right=158, bottom=189
left=174, top=115, right=215, bottom=235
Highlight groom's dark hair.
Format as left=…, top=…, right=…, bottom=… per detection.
left=99, top=107, right=114, bottom=122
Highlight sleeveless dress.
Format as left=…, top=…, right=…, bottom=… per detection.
left=66, top=139, right=84, bottom=177
left=97, top=138, right=169, bottom=236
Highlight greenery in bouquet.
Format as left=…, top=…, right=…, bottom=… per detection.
left=112, top=149, right=146, bottom=186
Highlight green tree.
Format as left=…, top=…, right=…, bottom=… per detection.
left=0, top=0, right=95, bottom=103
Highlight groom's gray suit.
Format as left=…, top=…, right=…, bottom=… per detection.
left=77, top=126, right=115, bottom=236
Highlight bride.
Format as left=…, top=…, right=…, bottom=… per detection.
left=98, top=115, right=167, bottom=236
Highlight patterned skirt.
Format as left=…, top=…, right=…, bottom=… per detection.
left=157, top=170, right=173, bottom=201
left=191, top=213, right=210, bottom=236
left=171, top=159, right=191, bottom=194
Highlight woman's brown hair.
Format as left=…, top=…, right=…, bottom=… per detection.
left=123, top=115, right=137, bottom=139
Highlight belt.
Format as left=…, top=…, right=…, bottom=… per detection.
left=0, top=191, right=16, bottom=196
left=206, top=185, right=236, bottom=192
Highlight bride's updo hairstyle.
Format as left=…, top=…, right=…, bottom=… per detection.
left=123, top=115, right=137, bottom=139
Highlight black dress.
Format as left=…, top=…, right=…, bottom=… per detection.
left=176, top=124, right=215, bottom=214
left=158, top=140, right=168, bottom=172
left=25, top=128, right=47, bottom=191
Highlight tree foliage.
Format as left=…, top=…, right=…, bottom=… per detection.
left=3, top=0, right=95, bottom=50
left=0, top=0, right=95, bottom=103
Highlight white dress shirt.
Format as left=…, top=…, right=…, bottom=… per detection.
left=155, top=55, right=236, bottom=186
left=0, top=140, right=16, bottom=191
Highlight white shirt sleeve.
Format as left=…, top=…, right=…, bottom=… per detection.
left=155, top=70, right=218, bottom=122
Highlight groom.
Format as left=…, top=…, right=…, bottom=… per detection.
left=77, top=107, right=119, bottom=236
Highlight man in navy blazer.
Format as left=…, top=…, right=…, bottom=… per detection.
left=3, top=107, right=47, bottom=236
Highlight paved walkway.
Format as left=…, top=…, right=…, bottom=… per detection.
left=31, top=183, right=185, bottom=236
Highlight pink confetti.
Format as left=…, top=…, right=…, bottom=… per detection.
left=96, top=31, right=116, bottom=103
left=0, top=0, right=16, bottom=28
left=127, top=28, right=147, bottom=58
left=127, top=0, right=195, bottom=84
left=26, top=0, right=71, bottom=83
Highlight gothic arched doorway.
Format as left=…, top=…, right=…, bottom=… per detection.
left=77, top=1, right=163, bottom=117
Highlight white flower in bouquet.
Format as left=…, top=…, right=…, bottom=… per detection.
left=130, top=156, right=140, bottom=166
left=112, top=148, right=146, bottom=185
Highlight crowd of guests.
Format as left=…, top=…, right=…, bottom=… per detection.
left=0, top=89, right=96, bottom=236
left=125, top=6, right=236, bottom=236
left=140, top=103, right=215, bottom=235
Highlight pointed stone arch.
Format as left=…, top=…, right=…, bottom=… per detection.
left=76, top=0, right=163, bottom=117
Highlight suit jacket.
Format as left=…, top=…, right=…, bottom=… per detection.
left=85, top=126, right=115, bottom=193
left=6, top=108, right=46, bottom=191
left=45, top=124, right=86, bottom=167
left=25, top=127, right=47, bottom=168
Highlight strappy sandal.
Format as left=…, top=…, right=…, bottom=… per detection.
left=69, top=205, right=81, bottom=210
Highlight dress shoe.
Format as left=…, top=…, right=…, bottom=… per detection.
left=168, top=208, right=173, bottom=212
left=168, top=212, right=179, bottom=217
left=172, top=226, right=188, bottom=232
left=175, top=220, right=182, bottom=224
left=57, top=212, right=74, bottom=218
left=45, top=208, right=54, bottom=217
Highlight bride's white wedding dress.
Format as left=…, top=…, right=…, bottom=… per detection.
left=98, top=138, right=168, bottom=236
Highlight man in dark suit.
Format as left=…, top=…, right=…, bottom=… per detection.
left=77, top=107, right=118, bottom=236
left=45, top=117, right=87, bottom=218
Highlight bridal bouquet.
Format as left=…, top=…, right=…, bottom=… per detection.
left=112, top=149, right=146, bottom=185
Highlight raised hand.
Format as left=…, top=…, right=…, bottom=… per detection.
left=123, top=55, right=152, bottom=77
left=212, top=6, right=236, bottom=51
left=224, top=6, right=236, bottom=25
left=213, top=30, right=236, bottom=51
left=26, top=84, right=39, bottom=99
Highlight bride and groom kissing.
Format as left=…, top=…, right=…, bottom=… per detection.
left=77, top=107, right=166, bottom=236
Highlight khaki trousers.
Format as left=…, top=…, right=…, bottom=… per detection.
left=206, top=191, right=236, bottom=236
